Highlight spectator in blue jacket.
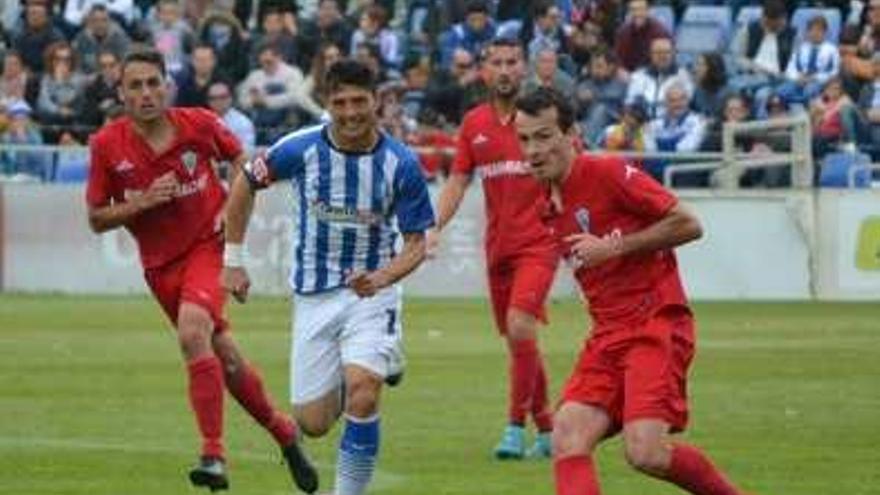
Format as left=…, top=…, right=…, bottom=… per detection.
left=439, top=0, right=498, bottom=70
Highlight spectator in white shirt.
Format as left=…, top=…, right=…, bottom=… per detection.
left=625, top=37, right=693, bottom=119
left=238, top=43, right=324, bottom=144
left=776, top=15, right=840, bottom=108
left=644, top=82, right=706, bottom=181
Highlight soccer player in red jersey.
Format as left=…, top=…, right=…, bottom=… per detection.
left=84, top=49, right=318, bottom=493
left=428, top=37, right=558, bottom=459
left=514, top=87, right=751, bottom=495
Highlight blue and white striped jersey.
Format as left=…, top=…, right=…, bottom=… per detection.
left=244, top=124, right=435, bottom=294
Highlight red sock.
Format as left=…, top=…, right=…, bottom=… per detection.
left=531, top=356, right=553, bottom=432
left=187, top=355, right=225, bottom=459
left=226, top=362, right=296, bottom=446
left=508, top=338, right=539, bottom=425
left=554, top=455, right=601, bottom=495
left=665, top=444, right=744, bottom=495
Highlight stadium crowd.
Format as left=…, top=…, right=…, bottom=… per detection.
left=0, top=0, right=878, bottom=186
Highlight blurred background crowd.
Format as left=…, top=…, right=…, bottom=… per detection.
left=1, top=0, right=878, bottom=186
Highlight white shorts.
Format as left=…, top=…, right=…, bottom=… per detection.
left=290, top=284, right=404, bottom=405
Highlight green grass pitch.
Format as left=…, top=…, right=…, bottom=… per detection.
left=1, top=294, right=878, bottom=494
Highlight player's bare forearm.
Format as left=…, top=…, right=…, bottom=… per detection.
left=87, top=200, right=146, bottom=233
left=227, top=153, right=248, bottom=181
left=349, top=232, right=427, bottom=297
left=224, top=172, right=256, bottom=244
left=434, top=173, right=470, bottom=231
left=619, top=202, right=703, bottom=256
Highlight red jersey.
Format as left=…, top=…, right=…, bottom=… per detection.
left=86, top=108, right=242, bottom=269
left=544, top=155, right=689, bottom=327
left=452, top=103, right=555, bottom=263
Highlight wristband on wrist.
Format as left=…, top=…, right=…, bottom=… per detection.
left=224, top=243, right=246, bottom=267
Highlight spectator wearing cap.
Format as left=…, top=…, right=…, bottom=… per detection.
left=730, top=0, right=795, bottom=92
left=350, top=4, right=401, bottom=70
left=624, top=37, right=693, bottom=119
left=776, top=16, right=840, bottom=108
left=11, top=1, right=65, bottom=75
left=575, top=48, right=627, bottom=148
left=524, top=47, right=576, bottom=102
left=0, top=50, right=40, bottom=108
left=238, top=43, right=322, bottom=144
left=71, top=4, right=130, bottom=75
left=149, top=0, right=196, bottom=76
left=0, top=99, right=51, bottom=179
left=36, top=42, right=88, bottom=141
left=613, top=0, right=671, bottom=72
left=439, top=0, right=498, bottom=70
left=82, top=50, right=123, bottom=128
left=207, top=81, right=256, bottom=156
left=858, top=53, right=880, bottom=156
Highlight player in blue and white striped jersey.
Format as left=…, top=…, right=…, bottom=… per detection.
left=222, top=59, right=434, bottom=495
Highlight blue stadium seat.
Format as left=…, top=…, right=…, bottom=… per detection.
left=53, top=155, right=89, bottom=183
left=819, top=151, right=871, bottom=188
left=675, top=21, right=726, bottom=67
left=649, top=5, right=676, bottom=34
left=682, top=5, right=733, bottom=42
left=735, top=6, right=763, bottom=30
left=791, top=7, right=842, bottom=42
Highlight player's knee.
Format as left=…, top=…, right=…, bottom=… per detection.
left=176, top=310, right=213, bottom=358
left=296, top=413, right=333, bottom=438
left=344, top=378, right=381, bottom=417
left=506, top=311, right=537, bottom=341
left=551, top=411, right=587, bottom=457
left=623, top=436, right=667, bottom=475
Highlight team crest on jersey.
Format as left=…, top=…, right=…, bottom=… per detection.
left=181, top=150, right=198, bottom=175
left=575, top=207, right=591, bottom=233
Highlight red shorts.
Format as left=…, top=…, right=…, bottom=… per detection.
left=560, top=305, right=695, bottom=434
left=144, top=237, right=229, bottom=334
left=488, top=255, right=557, bottom=334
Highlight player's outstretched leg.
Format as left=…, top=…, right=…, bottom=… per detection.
left=526, top=356, right=553, bottom=459
left=212, top=332, right=319, bottom=493
left=623, top=420, right=747, bottom=495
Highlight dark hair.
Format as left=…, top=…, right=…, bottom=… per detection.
left=87, top=3, right=108, bottom=16
left=324, top=58, right=376, bottom=94
left=122, top=48, right=167, bottom=78
left=840, top=24, right=862, bottom=45
left=762, top=0, right=787, bottom=20
left=515, top=87, right=576, bottom=133
left=481, top=36, right=523, bottom=61
left=591, top=45, right=617, bottom=66
left=807, top=15, right=828, bottom=32
left=697, top=52, right=727, bottom=91
left=465, top=0, right=490, bottom=15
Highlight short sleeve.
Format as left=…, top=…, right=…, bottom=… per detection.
left=242, top=134, right=306, bottom=188
left=393, top=152, right=436, bottom=233
left=85, top=135, right=112, bottom=207
left=450, top=117, right=475, bottom=175
left=601, top=157, right=676, bottom=220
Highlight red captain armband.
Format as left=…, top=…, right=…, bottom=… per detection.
left=243, top=153, right=272, bottom=190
